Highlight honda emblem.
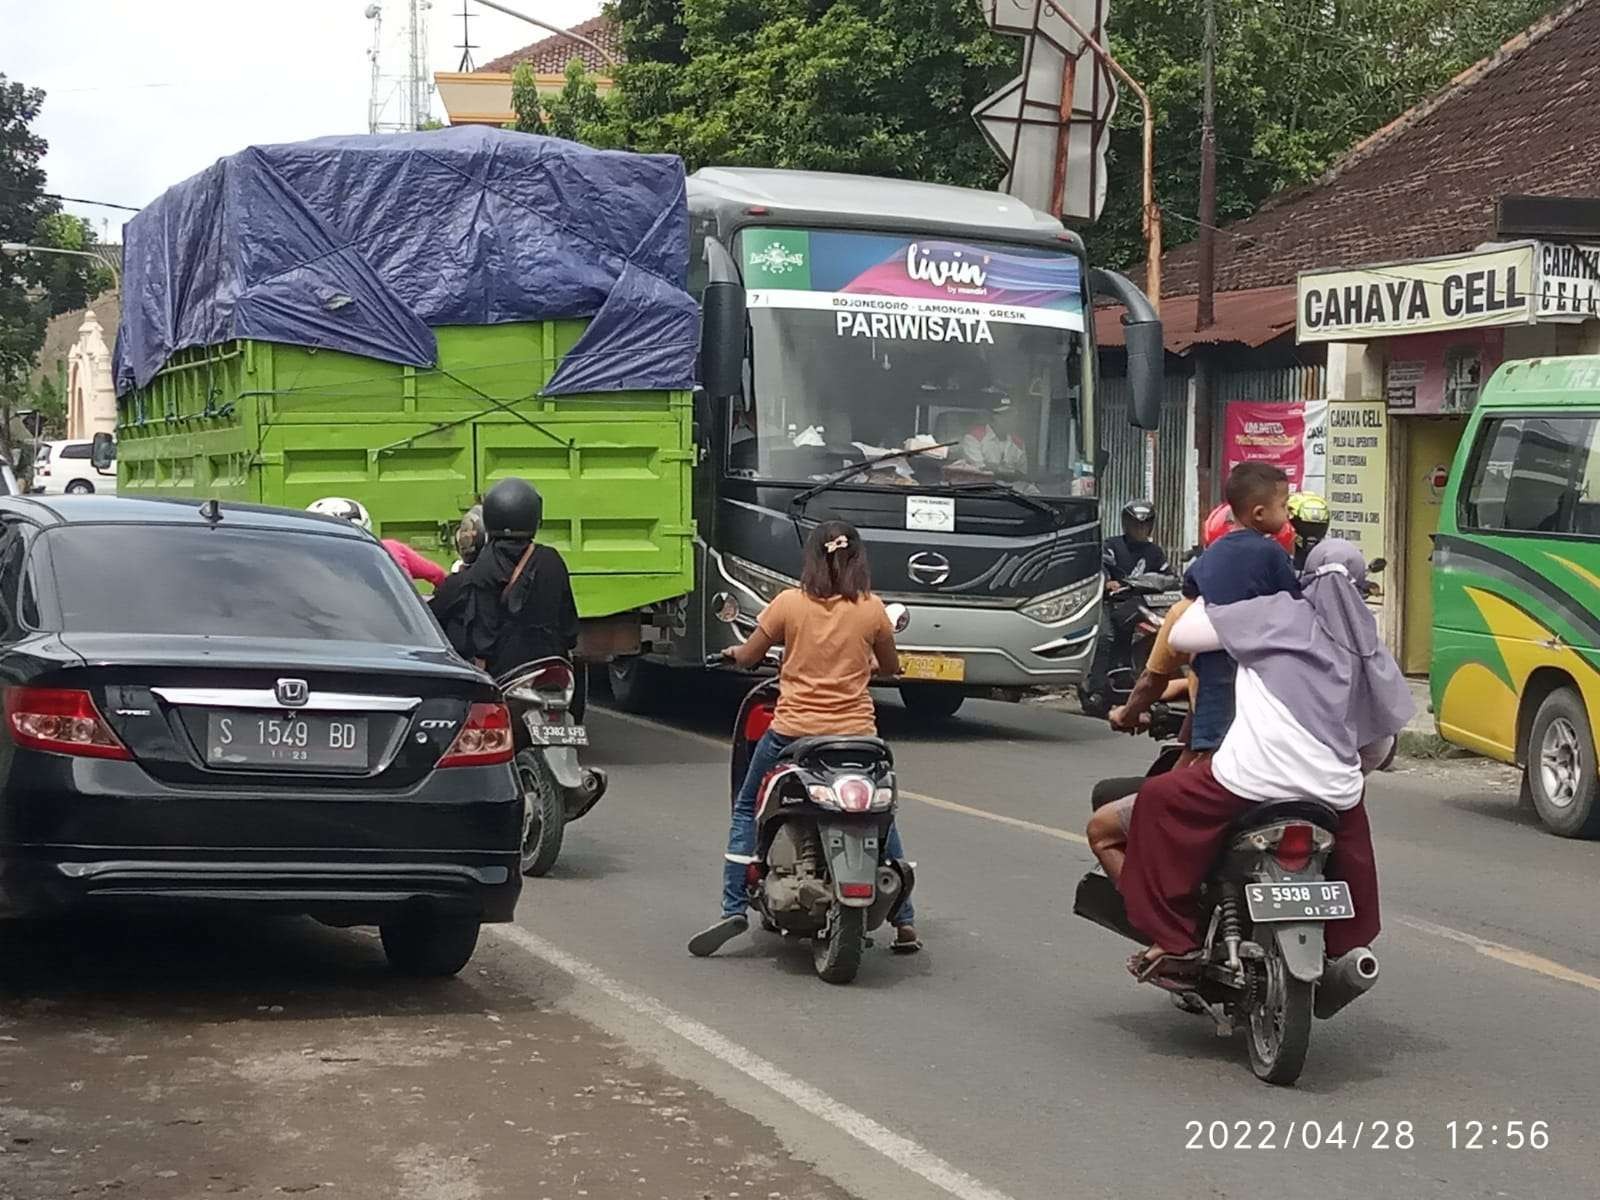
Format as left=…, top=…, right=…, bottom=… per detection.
left=275, top=678, right=310, bottom=709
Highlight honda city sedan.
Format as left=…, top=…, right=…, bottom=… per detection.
left=0, top=496, right=520, bottom=976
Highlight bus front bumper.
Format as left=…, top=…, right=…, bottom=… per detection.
left=886, top=601, right=1098, bottom=691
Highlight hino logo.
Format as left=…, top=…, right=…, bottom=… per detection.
left=907, top=552, right=951, bottom=587
left=275, top=678, right=309, bottom=709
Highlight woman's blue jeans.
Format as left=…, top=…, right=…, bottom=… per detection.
left=722, top=729, right=915, bottom=924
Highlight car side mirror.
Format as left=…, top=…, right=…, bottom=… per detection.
left=701, top=282, right=747, bottom=399
left=90, top=432, right=115, bottom=471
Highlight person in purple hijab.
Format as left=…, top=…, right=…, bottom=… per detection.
left=1119, top=538, right=1414, bottom=982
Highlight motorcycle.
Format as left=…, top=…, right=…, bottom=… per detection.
left=1078, top=572, right=1183, bottom=718
left=498, top=658, right=608, bottom=877
left=1074, top=698, right=1380, bottom=1086
left=708, top=593, right=916, bottom=984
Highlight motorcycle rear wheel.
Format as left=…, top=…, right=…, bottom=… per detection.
left=813, top=903, right=866, bottom=984
left=517, top=751, right=566, bottom=877
left=1246, top=950, right=1313, bottom=1085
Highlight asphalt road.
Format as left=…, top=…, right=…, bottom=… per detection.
left=503, top=676, right=1600, bottom=1200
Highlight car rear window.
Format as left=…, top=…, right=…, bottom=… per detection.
left=41, top=525, right=444, bottom=644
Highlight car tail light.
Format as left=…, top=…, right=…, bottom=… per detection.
left=840, top=882, right=875, bottom=899
left=1274, top=823, right=1317, bottom=871
left=5, top=687, right=130, bottom=760
left=437, top=702, right=513, bottom=768
left=744, top=703, right=775, bottom=743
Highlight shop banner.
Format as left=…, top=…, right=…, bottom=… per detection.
left=1297, top=245, right=1535, bottom=343
left=1223, top=401, right=1326, bottom=493
left=1326, top=400, right=1389, bottom=563
left=1536, top=241, right=1600, bottom=319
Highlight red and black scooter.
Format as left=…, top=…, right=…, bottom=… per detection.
left=707, top=594, right=915, bottom=984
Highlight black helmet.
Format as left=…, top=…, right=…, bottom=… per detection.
left=1121, top=499, right=1155, bottom=524
left=482, top=477, right=543, bottom=539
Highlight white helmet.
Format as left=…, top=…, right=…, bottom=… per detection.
left=306, top=496, right=372, bottom=531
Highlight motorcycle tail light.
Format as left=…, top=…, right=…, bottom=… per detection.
left=807, top=783, right=838, bottom=807
left=527, top=661, right=575, bottom=708
left=839, top=882, right=875, bottom=899
left=835, top=776, right=874, bottom=812
left=438, top=702, right=514, bottom=768
left=745, top=863, right=761, bottom=886
left=5, top=687, right=130, bottom=760
left=1274, top=823, right=1317, bottom=871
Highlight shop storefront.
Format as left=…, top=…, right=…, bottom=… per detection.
left=1298, top=242, right=1600, bottom=673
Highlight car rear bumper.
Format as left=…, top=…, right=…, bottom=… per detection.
left=0, top=847, right=521, bottom=923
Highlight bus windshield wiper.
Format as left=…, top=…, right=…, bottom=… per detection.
left=931, top=480, right=1064, bottom=526
left=787, top=442, right=960, bottom=513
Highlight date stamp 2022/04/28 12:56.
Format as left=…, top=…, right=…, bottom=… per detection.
left=1184, top=1119, right=1551, bottom=1152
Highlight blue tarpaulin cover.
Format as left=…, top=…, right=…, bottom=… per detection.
left=114, top=126, right=698, bottom=397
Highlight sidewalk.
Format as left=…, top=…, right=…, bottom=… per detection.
left=0, top=912, right=851, bottom=1200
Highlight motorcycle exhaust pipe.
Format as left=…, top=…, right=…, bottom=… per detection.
left=1315, top=947, right=1380, bottom=1020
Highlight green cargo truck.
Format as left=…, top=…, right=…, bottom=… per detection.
left=111, top=129, right=701, bottom=659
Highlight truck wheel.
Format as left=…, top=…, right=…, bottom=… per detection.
left=517, top=751, right=566, bottom=877
left=607, top=656, right=655, bottom=713
left=380, top=912, right=480, bottom=977
left=900, top=684, right=964, bottom=720
left=813, top=903, right=865, bottom=985
left=1525, top=687, right=1600, bottom=838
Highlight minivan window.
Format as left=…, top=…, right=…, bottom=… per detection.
left=1462, top=414, right=1600, bottom=536
left=59, top=443, right=92, bottom=460
left=41, top=525, right=443, bottom=644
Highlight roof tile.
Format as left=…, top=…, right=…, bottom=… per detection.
left=477, top=14, right=622, bottom=76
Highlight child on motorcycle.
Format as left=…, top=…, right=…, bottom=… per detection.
left=688, top=521, right=920, bottom=958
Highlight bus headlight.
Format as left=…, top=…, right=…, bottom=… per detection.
left=721, top=554, right=797, bottom=604
left=1020, top=576, right=1100, bottom=624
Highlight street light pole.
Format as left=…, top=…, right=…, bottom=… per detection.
left=1, top=242, right=120, bottom=287
left=468, top=0, right=620, bottom=68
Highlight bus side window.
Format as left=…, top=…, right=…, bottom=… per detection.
left=1464, top=415, right=1600, bottom=535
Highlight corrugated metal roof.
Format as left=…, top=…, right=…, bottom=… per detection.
left=1095, top=285, right=1298, bottom=354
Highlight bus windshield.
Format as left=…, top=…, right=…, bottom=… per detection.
left=729, top=228, right=1094, bottom=498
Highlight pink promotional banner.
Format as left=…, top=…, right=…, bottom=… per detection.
left=1223, top=401, right=1309, bottom=490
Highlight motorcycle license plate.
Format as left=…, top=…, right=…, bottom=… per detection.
left=899, top=653, right=965, bottom=682
left=1245, top=881, right=1354, bottom=922
left=1154, top=590, right=1184, bottom=606
left=522, top=715, right=589, bottom=747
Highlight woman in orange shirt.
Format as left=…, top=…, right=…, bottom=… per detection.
left=688, top=521, right=920, bottom=958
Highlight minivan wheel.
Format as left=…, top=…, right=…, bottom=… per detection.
left=1526, top=688, right=1600, bottom=838
left=65, top=480, right=93, bottom=495
left=380, top=912, right=481, bottom=977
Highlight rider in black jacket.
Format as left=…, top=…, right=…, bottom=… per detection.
left=1082, top=500, right=1173, bottom=711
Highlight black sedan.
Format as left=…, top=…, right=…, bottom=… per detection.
left=0, top=495, right=520, bottom=976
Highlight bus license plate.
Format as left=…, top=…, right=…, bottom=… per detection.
left=1245, top=881, right=1355, bottom=922
left=899, top=654, right=965, bottom=682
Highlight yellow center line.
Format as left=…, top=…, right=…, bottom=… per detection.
left=594, top=706, right=1600, bottom=994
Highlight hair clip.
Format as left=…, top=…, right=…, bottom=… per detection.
left=824, top=534, right=850, bottom=554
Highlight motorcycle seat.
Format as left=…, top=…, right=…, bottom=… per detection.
left=774, top=736, right=893, bottom=770
left=1228, top=798, right=1342, bottom=837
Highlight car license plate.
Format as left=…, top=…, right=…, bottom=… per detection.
left=522, top=714, right=588, bottom=747
left=1245, top=881, right=1355, bottom=922
left=899, top=653, right=966, bottom=682
left=206, top=713, right=368, bottom=769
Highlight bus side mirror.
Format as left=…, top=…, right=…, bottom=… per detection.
left=1124, top=321, right=1165, bottom=431
left=90, top=432, right=115, bottom=471
left=1088, top=267, right=1165, bottom=431
left=701, top=282, right=747, bottom=399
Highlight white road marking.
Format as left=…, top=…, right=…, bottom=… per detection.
left=487, top=923, right=1018, bottom=1200
left=596, top=705, right=1600, bottom=995
left=1396, top=915, right=1600, bottom=994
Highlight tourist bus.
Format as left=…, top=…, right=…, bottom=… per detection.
left=605, top=167, right=1163, bottom=719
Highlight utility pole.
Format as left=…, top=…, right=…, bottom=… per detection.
left=1196, top=0, right=1217, bottom=331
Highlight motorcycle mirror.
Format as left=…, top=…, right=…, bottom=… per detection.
left=1367, top=557, right=1387, bottom=574
left=885, top=602, right=911, bottom=634
left=711, top=592, right=741, bottom=624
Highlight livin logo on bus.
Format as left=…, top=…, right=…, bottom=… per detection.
left=750, top=244, right=805, bottom=275
left=906, top=243, right=989, bottom=292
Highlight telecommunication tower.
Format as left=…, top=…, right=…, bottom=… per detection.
left=366, top=0, right=436, bottom=133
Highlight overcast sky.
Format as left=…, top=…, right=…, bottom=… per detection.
left=3, top=0, right=605, bottom=240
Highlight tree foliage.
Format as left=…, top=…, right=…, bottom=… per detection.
left=0, top=75, right=104, bottom=451
left=596, top=0, right=1564, bottom=275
